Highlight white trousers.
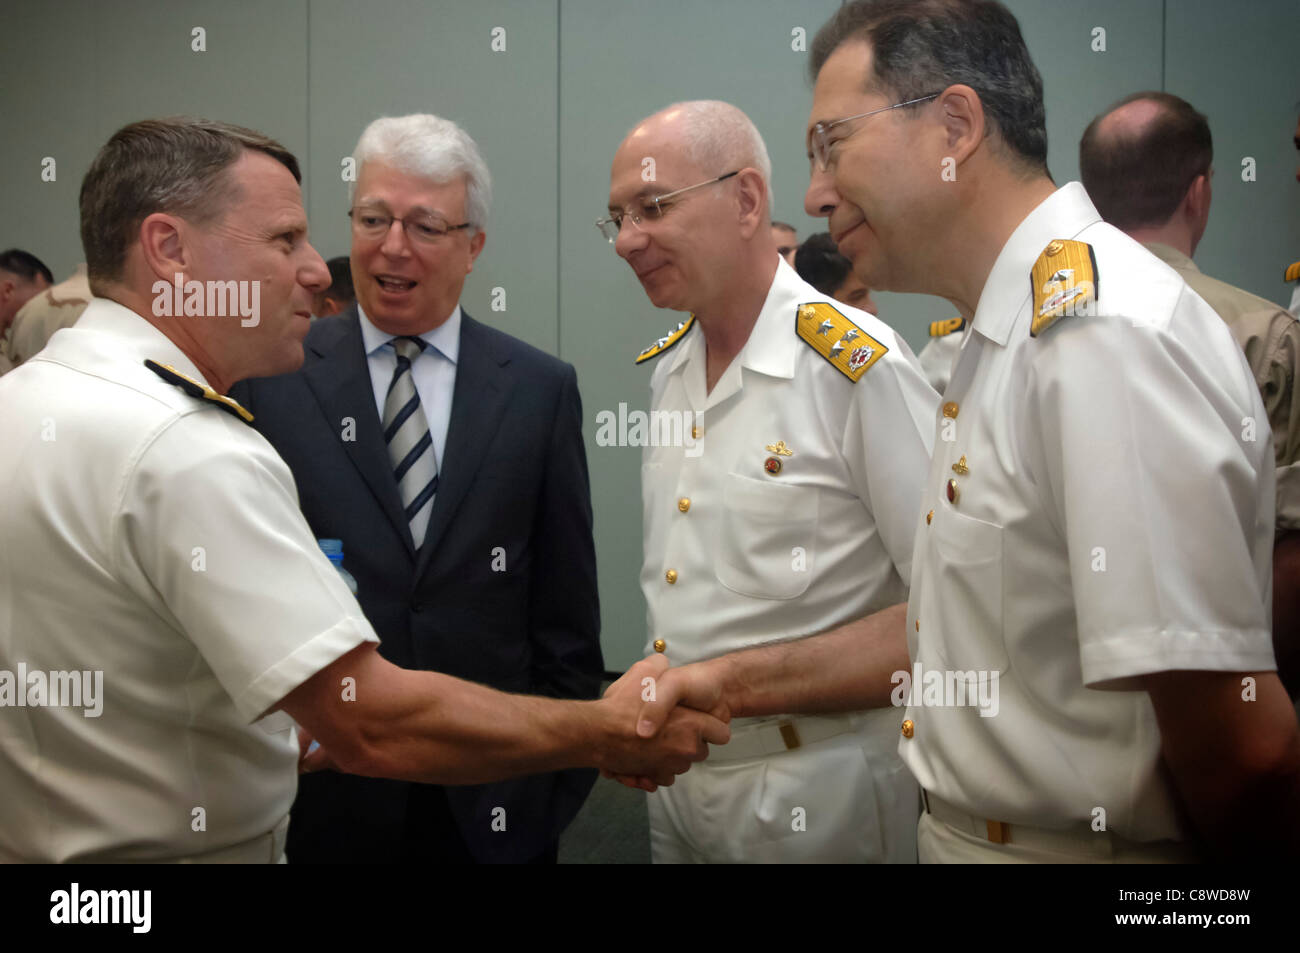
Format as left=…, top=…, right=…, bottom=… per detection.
left=917, top=807, right=1199, bottom=863
left=648, top=710, right=919, bottom=863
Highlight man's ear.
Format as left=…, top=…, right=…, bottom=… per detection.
left=138, top=212, right=191, bottom=283
left=1186, top=172, right=1211, bottom=224
left=735, top=168, right=768, bottom=240
left=466, top=228, right=486, bottom=273
left=937, top=84, right=985, bottom=168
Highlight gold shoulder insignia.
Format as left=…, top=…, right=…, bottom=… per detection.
left=1285, top=260, right=1300, bottom=283
left=635, top=316, right=696, bottom=365
left=929, top=316, right=966, bottom=338
left=1030, top=239, right=1098, bottom=337
left=144, top=359, right=254, bottom=424
left=795, top=302, right=886, bottom=382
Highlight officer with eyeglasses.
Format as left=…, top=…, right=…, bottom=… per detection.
left=599, top=99, right=938, bottom=863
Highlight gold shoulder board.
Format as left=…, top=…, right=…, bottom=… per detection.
left=929, top=316, right=966, bottom=337
left=1031, top=239, right=1097, bottom=338
left=1285, top=260, right=1300, bottom=283
left=144, top=359, right=254, bottom=424
left=635, top=316, right=696, bottom=365
left=795, top=302, right=886, bottom=382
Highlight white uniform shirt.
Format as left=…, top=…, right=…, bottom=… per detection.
left=0, top=299, right=378, bottom=862
left=641, top=258, right=937, bottom=664
left=900, top=183, right=1276, bottom=842
left=917, top=330, right=964, bottom=393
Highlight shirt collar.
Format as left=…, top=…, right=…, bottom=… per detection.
left=358, top=303, right=461, bottom=364
left=971, top=181, right=1102, bottom=347
left=661, top=256, right=800, bottom=381
left=1144, top=242, right=1199, bottom=274
left=71, top=296, right=211, bottom=386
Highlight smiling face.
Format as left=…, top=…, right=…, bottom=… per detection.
left=350, top=160, right=485, bottom=336
left=804, top=40, right=947, bottom=294
left=607, top=117, right=742, bottom=315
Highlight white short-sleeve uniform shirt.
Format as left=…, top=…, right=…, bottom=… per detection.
left=900, top=184, right=1276, bottom=843
left=0, top=299, right=378, bottom=862
left=640, top=258, right=938, bottom=664
left=638, top=258, right=938, bottom=862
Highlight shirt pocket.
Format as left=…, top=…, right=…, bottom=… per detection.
left=715, top=473, right=818, bottom=600
left=927, top=508, right=1008, bottom=672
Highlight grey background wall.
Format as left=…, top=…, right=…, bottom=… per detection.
left=3, top=0, right=1298, bottom=670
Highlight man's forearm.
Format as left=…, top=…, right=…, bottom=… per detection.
left=288, top=645, right=721, bottom=786
left=1145, top=669, right=1300, bottom=859
left=707, top=602, right=910, bottom=718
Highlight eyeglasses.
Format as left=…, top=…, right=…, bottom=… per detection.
left=596, top=170, right=739, bottom=243
left=349, top=206, right=471, bottom=244
left=808, top=93, right=941, bottom=171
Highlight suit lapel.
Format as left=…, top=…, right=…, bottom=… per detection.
left=304, top=308, right=417, bottom=560
left=416, top=313, right=513, bottom=577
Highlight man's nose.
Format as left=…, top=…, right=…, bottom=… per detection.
left=300, top=242, right=330, bottom=291
left=380, top=219, right=412, bottom=257
left=614, top=217, right=647, bottom=260
left=804, top=163, right=839, bottom=219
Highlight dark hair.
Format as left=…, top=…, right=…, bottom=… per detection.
left=1079, top=91, right=1213, bottom=231
left=0, top=249, right=53, bottom=285
left=79, top=117, right=301, bottom=292
left=794, top=233, right=854, bottom=296
left=811, top=0, right=1048, bottom=176
left=325, top=256, right=355, bottom=302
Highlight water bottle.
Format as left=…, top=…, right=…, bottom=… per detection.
left=317, top=538, right=358, bottom=595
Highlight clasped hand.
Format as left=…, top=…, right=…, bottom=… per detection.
left=599, top=653, right=729, bottom=791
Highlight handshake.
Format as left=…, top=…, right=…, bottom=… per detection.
left=596, top=653, right=730, bottom=790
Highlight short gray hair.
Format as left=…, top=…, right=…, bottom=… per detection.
left=80, top=117, right=301, bottom=293
left=649, top=101, right=774, bottom=216
left=351, top=114, right=492, bottom=232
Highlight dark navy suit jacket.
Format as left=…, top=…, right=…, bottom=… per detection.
left=232, top=306, right=602, bottom=862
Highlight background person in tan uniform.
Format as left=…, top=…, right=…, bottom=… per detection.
left=0, top=248, right=53, bottom=374
left=5, top=265, right=91, bottom=368
left=1081, top=91, right=1300, bottom=695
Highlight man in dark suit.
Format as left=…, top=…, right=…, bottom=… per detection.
left=233, top=114, right=602, bottom=864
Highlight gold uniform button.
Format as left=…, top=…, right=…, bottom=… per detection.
left=901, top=719, right=914, bottom=739
left=665, top=569, right=678, bottom=584
left=1046, top=239, right=1065, bottom=256
left=653, top=639, right=666, bottom=653
left=691, top=425, right=703, bottom=440
left=677, top=497, right=691, bottom=513
left=942, top=401, right=959, bottom=419
left=915, top=619, right=919, bottom=631
left=926, top=509, right=934, bottom=525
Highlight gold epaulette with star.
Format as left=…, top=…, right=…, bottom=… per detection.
left=1030, top=238, right=1098, bottom=337
left=795, top=301, right=886, bottom=382
left=1285, top=260, right=1300, bottom=283
left=144, top=359, right=254, bottom=424
left=635, top=316, right=695, bottom=364
left=929, top=316, right=966, bottom=337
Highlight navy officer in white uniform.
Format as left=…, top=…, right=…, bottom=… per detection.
left=627, top=0, right=1300, bottom=862
left=602, top=99, right=938, bottom=863
left=0, top=117, right=727, bottom=863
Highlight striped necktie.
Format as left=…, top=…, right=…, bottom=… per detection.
left=382, top=336, right=438, bottom=549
